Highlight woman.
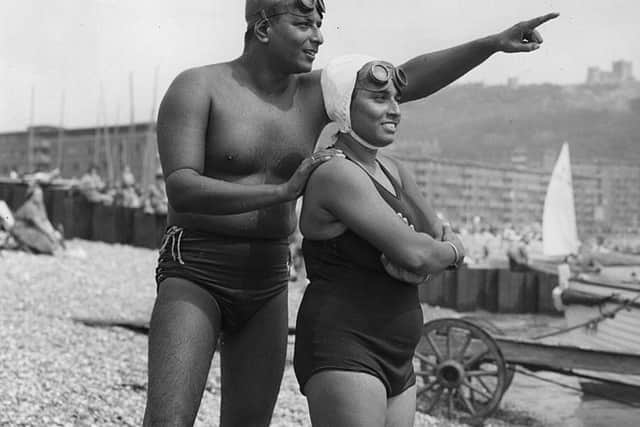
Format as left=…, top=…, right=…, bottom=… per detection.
left=293, top=55, right=466, bottom=427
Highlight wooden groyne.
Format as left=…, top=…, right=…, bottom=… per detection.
left=0, top=179, right=560, bottom=314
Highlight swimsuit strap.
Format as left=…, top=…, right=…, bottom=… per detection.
left=334, top=147, right=400, bottom=199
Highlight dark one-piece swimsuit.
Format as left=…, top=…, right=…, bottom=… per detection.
left=155, top=227, right=289, bottom=333
left=294, top=155, right=429, bottom=397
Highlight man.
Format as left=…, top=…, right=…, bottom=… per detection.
left=144, top=1, right=558, bottom=425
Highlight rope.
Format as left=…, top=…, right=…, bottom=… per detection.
left=532, top=293, right=640, bottom=340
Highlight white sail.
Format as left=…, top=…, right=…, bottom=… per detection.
left=542, top=143, right=579, bottom=256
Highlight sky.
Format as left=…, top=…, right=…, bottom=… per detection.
left=1, top=0, right=639, bottom=132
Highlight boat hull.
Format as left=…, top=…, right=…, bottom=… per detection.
left=562, top=275, right=640, bottom=387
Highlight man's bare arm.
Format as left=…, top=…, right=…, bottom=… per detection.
left=157, top=68, right=342, bottom=215
left=399, top=13, right=559, bottom=102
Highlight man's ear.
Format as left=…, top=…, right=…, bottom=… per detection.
left=254, top=18, right=271, bottom=43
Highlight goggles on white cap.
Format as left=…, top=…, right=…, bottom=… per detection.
left=355, top=61, right=407, bottom=93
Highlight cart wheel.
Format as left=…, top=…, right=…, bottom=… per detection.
left=414, top=318, right=508, bottom=423
left=460, top=315, right=515, bottom=391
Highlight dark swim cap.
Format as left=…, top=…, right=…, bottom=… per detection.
left=245, top=0, right=325, bottom=25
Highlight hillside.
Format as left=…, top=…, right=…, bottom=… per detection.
left=393, top=82, right=640, bottom=167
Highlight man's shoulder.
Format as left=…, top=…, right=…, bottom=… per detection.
left=173, top=62, right=231, bottom=86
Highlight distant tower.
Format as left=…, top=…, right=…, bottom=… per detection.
left=507, top=77, right=519, bottom=89
left=612, top=60, right=634, bottom=82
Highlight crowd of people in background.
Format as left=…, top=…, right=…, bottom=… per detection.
left=2, top=163, right=168, bottom=216
left=75, top=164, right=168, bottom=215
left=0, top=164, right=168, bottom=255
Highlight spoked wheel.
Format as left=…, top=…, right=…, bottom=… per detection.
left=459, top=315, right=516, bottom=390
left=414, top=318, right=508, bottom=424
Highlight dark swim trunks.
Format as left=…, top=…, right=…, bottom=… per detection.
left=294, top=156, right=427, bottom=397
left=155, top=226, right=289, bottom=332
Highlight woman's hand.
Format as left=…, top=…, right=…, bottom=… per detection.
left=380, top=254, right=430, bottom=285
left=442, top=225, right=466, bottom=267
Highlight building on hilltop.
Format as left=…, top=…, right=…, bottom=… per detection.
left=586, top=60, right=634, bottom=86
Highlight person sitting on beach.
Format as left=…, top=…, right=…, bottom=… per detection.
left=8, top=181, right=65, bottom=255
left=293, top=55, right=466, bottom=427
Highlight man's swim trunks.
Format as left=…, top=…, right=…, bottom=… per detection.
left=294, top=156, right=428, bottom=397
left=156, top=226, right=289, bottom=332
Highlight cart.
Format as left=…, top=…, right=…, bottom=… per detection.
left=413, top=310, right=640, bottom=425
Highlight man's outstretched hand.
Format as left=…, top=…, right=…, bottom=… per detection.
left=495, top=13, right=559, bottom=53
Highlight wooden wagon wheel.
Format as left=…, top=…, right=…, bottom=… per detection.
left=414, top=318, right=508, bottom=423
left=460, top=315, right=516, bottom=391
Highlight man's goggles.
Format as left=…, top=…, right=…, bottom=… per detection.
left=355, top=62, right=408, bottom=93
left=257, top=0, right=326, bottom=22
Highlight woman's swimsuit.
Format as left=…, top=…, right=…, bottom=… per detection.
left=156, top=226, right=289, bottom=332
left=294, top=155, right=429, bottom=397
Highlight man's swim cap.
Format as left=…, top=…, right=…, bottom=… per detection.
left=245, top=0, right=325, bottom=26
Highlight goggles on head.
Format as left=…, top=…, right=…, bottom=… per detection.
left=256, top=0, right=326, bottom=23
left=355, top=62, right=408, bottom=93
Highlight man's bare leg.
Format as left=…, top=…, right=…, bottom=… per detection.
left=143, top=277, right=222, bottom=426
left=219, top=289, right=289, bottom=427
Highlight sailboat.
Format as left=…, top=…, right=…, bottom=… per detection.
left=539, top=143, right=640, bottom=387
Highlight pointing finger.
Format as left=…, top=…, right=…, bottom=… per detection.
left=525, top=12, right=559, bottom=29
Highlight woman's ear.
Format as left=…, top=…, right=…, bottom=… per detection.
left=254, top=18, right=271, bottom=43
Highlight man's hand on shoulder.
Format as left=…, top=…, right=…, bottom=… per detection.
left=280, top=148, right=345, bottom=201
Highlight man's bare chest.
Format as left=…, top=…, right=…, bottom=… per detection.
left=206, top=91, right=322, bottom=179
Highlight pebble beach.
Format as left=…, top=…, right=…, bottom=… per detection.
left=1, top=240, right=544, bottom=426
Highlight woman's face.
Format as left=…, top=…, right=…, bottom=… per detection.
left=350, top=83, right=401, bottom=148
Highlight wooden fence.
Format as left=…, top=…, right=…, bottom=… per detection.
left=0, top=179, right=560, bottom=314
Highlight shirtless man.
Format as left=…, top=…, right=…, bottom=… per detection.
left=143, top=1, right=558, bottom=425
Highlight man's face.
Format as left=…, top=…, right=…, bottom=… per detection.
left=267, top=9, right=324, bottom=73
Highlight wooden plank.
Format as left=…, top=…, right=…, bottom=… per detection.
left=537, top=271, right=559, bottom=313
left=495, top=336, right=640, bottom=375
left=92, top=203, right=117, bottom=243
left=456, top=267, right=484, bottom=311
left=482, top=269, right=499, bottom=312
left=416, top=333, right=640, bottom=375
left=498, top=270, right=526, bottom=313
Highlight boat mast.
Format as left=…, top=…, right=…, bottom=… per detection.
left=126, top=71, right=135, bottom=169
left=142, top=66, right=159, bottom=190
left=27, top=86, right=35, bottom=173
left=56, top=90, right=66, bottom=172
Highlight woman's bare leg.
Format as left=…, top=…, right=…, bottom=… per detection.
left=385, top=384, right=416, bottom=427
left=304, top=370, right=388, bottom=427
